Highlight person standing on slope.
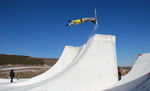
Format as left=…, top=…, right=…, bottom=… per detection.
left=118, top=67, right=122, bottom=81
left=10, top=69, right=15, bottom=83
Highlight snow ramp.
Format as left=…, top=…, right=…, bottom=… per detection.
left=26, top=34, right=118, bottom=91
left=106, top=53, right=150, bottom=91
left=0, top=34, right=118, bottom=91
left=0, top=46, right=80, bottom=89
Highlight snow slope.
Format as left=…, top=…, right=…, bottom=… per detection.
left=106, top=53, right=150, bottom=91
left=0, top=46, right=80, bottom=89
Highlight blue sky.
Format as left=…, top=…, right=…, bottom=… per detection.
left=0, top=0, right=150, bottom=66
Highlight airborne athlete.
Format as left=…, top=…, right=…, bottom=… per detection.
left=66, top=18, right=96, bottom=26
left=66, top=9, right=98, bottom=30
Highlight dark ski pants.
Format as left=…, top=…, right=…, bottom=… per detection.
left=10, top=77, right=14, bottom=83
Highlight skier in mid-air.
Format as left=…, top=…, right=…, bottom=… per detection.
left=66, top=18, right=97, bottom=26
left=66, top=8, right=98, bottom=30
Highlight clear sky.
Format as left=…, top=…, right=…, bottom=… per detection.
left=0, top=0, right=150, bottom=66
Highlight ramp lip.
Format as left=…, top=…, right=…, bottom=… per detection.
left=64, top=45, right=80, bottom=49
left=91, top=34, right=116, bottom=42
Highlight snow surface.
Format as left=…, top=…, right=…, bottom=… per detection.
left=5, top=46, right=80, bottom=87
left=0, top=79, right=28, bottom=85
left=105, top=53, right=150, bottom=91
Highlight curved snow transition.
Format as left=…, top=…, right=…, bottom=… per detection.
left=0, top=34, right=118, bottom=91
left=8, top=46, right=80, bottom=87
left=106, top=53, right=150, bottom=91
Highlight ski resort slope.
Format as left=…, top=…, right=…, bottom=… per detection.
left=26, top=34, right=118, bottom=91
left=106, top=53, right=150, bottom=91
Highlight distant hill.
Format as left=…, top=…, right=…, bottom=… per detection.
left=0, top=54, right=58, bottom=66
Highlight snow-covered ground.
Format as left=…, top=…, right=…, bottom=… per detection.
left=0, top=78, right=28, bottom=85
